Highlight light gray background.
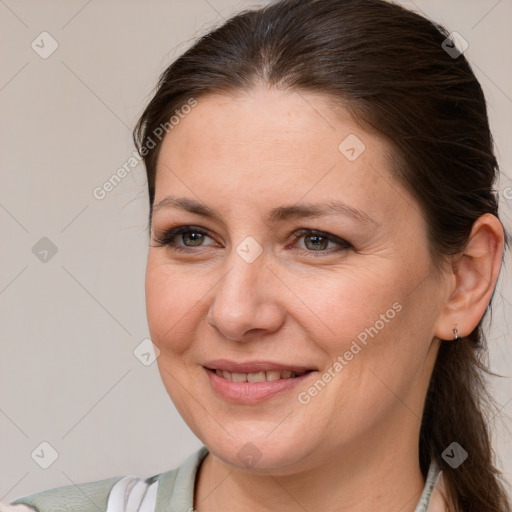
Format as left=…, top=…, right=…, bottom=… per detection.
left=1, top=0, right=511, bottom=503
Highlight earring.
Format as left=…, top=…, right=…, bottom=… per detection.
left=453, top=328, right=459, bottom=341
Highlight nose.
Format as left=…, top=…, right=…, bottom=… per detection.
left=206, top=251, right=286, bottom=342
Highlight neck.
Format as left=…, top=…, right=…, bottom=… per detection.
left=194, top=424, right=426, bottom=512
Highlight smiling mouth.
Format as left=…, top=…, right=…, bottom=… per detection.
left=205, top=368, right=314, bottom=382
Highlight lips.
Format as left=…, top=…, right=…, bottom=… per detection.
left=203, top=359, right=316, bottom=374
left=203, top=359, right=317, bottom=403
left=211, top=368, right=308, bottom=382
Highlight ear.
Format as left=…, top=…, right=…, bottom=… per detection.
left=434, top=213, right=505, bottom=340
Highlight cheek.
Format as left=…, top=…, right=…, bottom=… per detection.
left=289, top=264, right=405, bottom=351
left=145, top=254, right=206, bottom=354
left=292, top=278, right=425, bottom=436
left=289, top=264, right=427, bottom=400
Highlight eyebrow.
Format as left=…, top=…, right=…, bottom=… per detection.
left=152, top=195, right=378, bottom=226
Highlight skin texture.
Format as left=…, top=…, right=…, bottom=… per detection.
left=145, top=85, right=504, bottom=512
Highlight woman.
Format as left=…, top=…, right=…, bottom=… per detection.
left=3, top=0, right=510, bottom=510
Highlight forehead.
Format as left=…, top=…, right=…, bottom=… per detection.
left=161, top=87, right=362, bottom=163
left=154, top=86, right=412, bottom=223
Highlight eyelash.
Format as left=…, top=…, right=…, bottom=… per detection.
left=151, top=225, right=353, bottom=256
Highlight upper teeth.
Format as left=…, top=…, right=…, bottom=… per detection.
left=215, top=369, right=306, bottom=382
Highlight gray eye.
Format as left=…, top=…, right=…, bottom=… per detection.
left=181, top=231, right=206, bottom=246
left=303, top=234, right=330, bottom=251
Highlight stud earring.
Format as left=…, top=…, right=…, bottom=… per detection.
left=453, top=328, right=459, bottom=341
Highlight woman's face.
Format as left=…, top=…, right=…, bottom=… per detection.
left=145, top=86, right=451, bottom=474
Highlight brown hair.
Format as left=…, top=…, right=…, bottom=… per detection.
left=134, top=0, right=511, bottom=509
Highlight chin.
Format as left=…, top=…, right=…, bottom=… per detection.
left=197, top=424, right=323, bottom=475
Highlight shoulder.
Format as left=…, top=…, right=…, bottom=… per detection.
left=1, top=446, right=209, bottom=512
left=427, top=470, right=451, bottom=512
left=1, top=474, right=126, bottom=512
